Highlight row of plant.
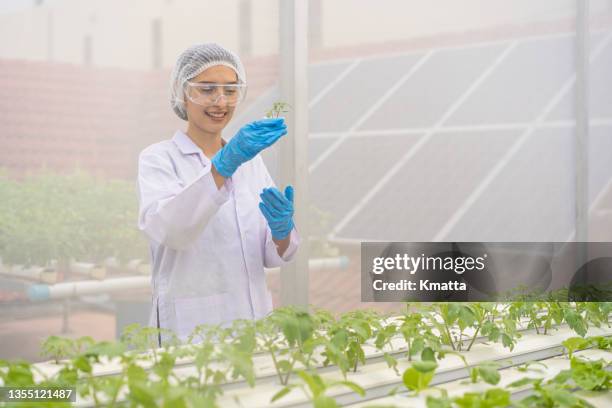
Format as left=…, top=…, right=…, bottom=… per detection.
left=0, top=169, right=148, bottom=268
left=0, top=168, right=340, bottom=272
left=397, top=342, right=611, bottom=408
left=0, top=302, right=610, bottom=407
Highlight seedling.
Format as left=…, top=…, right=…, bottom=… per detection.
left=467, top=362, right=501, bottom=385
left=265, top=101, right=292, bottom=118
left=561, top=337, right=590, bottom=359
left=568, top=356, right=611, bottom=391
left=320, top=309, right=380, bottom=377
left=517, top=360, right=548, bottom=373
left=41, top=335, right=95, bottom=364
left=427, top=388, right=511, bottom=408
left=255, top=307, right=321, bottom=385
left=402, top=360, right=438, bottom=395
left=509, top=376, right=596, bottom=407
left=271, top=369, right=365, bottom=407
left=17, top=302, right=612, bottom=407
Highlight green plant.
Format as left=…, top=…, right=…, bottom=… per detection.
left=508, top=301, right=611, bottom=338
left=41, top=336, right=95, bottom=364
left=517, top=360, right=548, bottom=373
left=271, top=369, right=365, bottom=408
left=70, top=340, right=127, bottom=406
left=265, top=101, right=291, bottom=118
left=398, top=307, right=441, bottom=361
left=402, top=360, right=438, bottom=395
left=321, top=309, right=380, bottom=377
left=509, top=376, right=596, bottom=408
left=561, top=337, right=590, bottom=359
left=255, top=307, right=321, bottom=385
left=15, top=302, right=612, bottom=407
left=427, top=303, right=518, bottom=352
left=559, top=357, right=611, bottom=391
left=467, top=362, right=501, bottom=385
left=508, top=301, right=562, bottom=335
left=0, top=170, right=147, bottom=267
left=183, top=321, right=256, bottom=403
left=426, top=388, right=511, bottom=408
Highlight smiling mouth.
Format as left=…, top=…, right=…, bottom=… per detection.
left=205, top=111, right=227, bottom=119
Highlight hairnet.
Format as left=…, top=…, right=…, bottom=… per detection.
left=170, top=43, right=247, bottom=121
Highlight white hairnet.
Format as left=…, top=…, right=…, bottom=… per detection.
left=170, top=42, right=247, bottom=121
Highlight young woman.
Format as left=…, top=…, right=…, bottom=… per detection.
left=137, top=43, right=300, bottom=344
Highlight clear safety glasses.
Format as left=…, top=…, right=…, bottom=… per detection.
left=185, top=82, right=247, bottom=107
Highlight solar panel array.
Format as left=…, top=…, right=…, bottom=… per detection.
left=227, top=30, right=612, bottom=243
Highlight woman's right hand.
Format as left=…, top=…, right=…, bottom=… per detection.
left=211, top=118, right=287, bottom=178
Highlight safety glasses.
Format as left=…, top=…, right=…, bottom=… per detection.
left=185, top=82, right=247, bottom=107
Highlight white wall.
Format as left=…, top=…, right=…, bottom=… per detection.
left=0, top=0, right=610, bottom=69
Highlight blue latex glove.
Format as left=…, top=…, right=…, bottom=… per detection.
left=259, top=186, right=294, bottom=240
left=211, top=118, right=287, bottom=178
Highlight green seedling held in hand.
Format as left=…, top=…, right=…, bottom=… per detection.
left=265, top=101, right=292, bottom=118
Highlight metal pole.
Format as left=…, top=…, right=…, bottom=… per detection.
left=279, top=0, right=309, bottom=308
left=239, top=0, right=253, bottom=57
left=575, top=0, right=589, bottom=243
left=575, top=0, right=589, bottom=286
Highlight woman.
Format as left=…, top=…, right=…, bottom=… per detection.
left=137, top=43, right=300, bottom=344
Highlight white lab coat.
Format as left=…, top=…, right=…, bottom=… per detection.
left=137, top=130, right=300, bottom=343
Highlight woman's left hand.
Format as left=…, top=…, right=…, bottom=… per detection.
left=259, top=186, right=294, bottom=240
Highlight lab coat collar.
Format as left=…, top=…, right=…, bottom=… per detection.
left=172, top=130, right=202, bottom=155
left=172, top=130, right=228, bottom=157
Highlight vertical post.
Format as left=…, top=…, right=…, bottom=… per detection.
left=152, top=17, right=163, bottom=69
left=83, top=35, right=92, bottom=66
left=239, top=0, right=252, bottom=57
left=279, top=0, right=309, bottom=308
left=575, top=0, right=589, bottom=284
left=47, top=9, right=54, bottom=61
left=308, top=0, right=323, bottom=49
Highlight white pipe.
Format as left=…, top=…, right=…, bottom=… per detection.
left=27, top=257, right=348, bottom=301
left=28, top=276, right=150, bottom=301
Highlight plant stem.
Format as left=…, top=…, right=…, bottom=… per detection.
left=466, top=326, right=481, bottom=352
left=266, top=342, right=284, bottom=385
left=108, top=371, right=125, bottom=407
left=444, top=325, right=456, bottom=351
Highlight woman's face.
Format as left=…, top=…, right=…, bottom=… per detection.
left=184, top=65, right=238, bottom=134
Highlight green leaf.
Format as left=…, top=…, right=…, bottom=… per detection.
left=565, top=310, right=588, bottom=337
left=403, top=366, right=435, bottom=393
left=336, top=380, right=366, bottom=397
left=73, top=356, right=92, bottom=373
left=297, top=370, right=324, bottom=397
left=421, top=347, right=436, bottom=362
left=426, top=395, right=452, bottom=408
left=313, top=395, right=339, bottom=408
left=562, top=337, right=588, bottom=358
left=548, top=388, right=579, bottom=406
left=501, top=333, right=514, bottom=350
left=508, top=377, right=539, bottom=388
left=271, top=386, right=293, bottom=402
left=412, top=360, right=438, bottom=373
left=383, top=353, right=398, bottom=374
left=570, top=357, right=609, bottom=391
left=477, top=365, right=501, bottom=385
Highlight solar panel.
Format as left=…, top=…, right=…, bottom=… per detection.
left=359, top=43, right=505, bottom=130
left=238, top=30, right=612, bottom=243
